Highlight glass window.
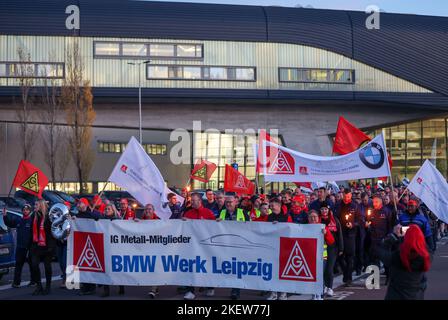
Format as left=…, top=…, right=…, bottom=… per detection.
left=103, top=143, right=109, bottom=153
left=11, top=63, right=35, bottom=77
left=161, top=145, right=167, bottom=155
left=0, top=64, right=6, bottom=76
left=279, top=68, right=354, bottom=84
left=95, top=42, right=120, bottom=56
left=148, top=66, right=169, bottom=79
left=150, top=44, right=175, bottom=57
left=236, top=68, right=255, bottom=80
left=168, top=66, right=180, bottom=79
left=122, top=43, right=147, bottom=56
left=114, top=144, right=120, bottom=153
left=183, top=66, right=201, bottom=79
left=209, top=67, right=227, bottom=80
left=309, top=69, right=329, bottom=82
left=177, top=45, right=198, bottom=57
left=330, top=70, right=353, bottom=83
left=423, top=119, right=446, bottom=177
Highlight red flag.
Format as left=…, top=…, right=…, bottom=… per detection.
left=294, top=182, right=312, bottom=190
left=256, top=129, right=279, bottom=173
left=190, top=159, right=217, bottom=183
left=224, top=164, right=255, bottom=196
left=333, top=116, right=371, bottom=154
left=333, top=116, right=393, bottom=169
left=12, top=160, right=49, bottom=198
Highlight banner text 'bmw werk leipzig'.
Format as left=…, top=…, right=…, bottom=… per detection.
left=67, top=219, right=324, bottom=295
left=262, top=134, right=391, bottom=182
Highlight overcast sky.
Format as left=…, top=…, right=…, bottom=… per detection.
left=146, top=0, right=448, bottom=17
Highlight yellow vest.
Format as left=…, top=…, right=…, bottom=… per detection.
left=219, top=208, right=246, bottom=222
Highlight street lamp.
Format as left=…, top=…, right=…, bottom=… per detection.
left=127, top=60, right=151, bottom=144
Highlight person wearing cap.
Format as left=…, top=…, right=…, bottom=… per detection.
left=2, top=204, right=37, bottom=288
left=319, top=202, right=343, bottom=297
left=91, top=195, right=106, bottom=214
left=396, top=199, right=434, bottom=252
left=290, top=194, right=308, bottom=224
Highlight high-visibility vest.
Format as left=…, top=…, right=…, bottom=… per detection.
left=323, top=243, right=328, bottom=260
left=219, top=208, right=246, bottom=222
left=254, top=208, right=261, bottom=218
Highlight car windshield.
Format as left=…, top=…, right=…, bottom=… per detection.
left=43, top=192, right=64, bottom=203
left=55, top=192, right=76, bottom=203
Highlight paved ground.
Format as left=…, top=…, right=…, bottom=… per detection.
left=1, top=238, right=447, bottom=300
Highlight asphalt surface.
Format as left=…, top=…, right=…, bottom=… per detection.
left=1, top=238, right=447, bottom=300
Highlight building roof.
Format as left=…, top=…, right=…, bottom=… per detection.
left=1, top=0, right=448, bottom=97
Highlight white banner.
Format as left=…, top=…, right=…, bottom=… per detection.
left=67, top=219, right=324, bottom=295
left=262, top=134, right=391, bottom=182
left=408, top=160, right=448, bottom=223
left=108, top=136, right=172, bottom=220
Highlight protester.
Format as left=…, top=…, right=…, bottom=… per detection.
left=337, top=190, right=360, bottom=286
left=141, top=203, right=159, bottom=221
left=308, top=209, right=335, bottom=300
left=281, top=189, right=293, bottom=214
left=167, top=193, right=182, bottom=219
left=379, top=224, right=431, bottom=300
left=182, top=193, right=216, bottom=300
left=252, top=202, right=270, bottom=222
left=319, top=203, right=343, bottom=297
left=217, top=193, right=251, bottom=300
left=366, top=195, right=393, bottom=283
left=309, top=187, right=333, bottom=212
left=92, top=195, right=106, bottom=214
left=119, top=198, right=135, bottom=220
left=30, top=200, right=56, bottom=295
left=101, top=204, right=125, bottom=297
left=75, top=198, right=103, bottom=296
left=203, top=189, right=218, bottom=214
left=215, top=191, right=226, bottom=217
left=289, top=194, right=308, bottom=224
left=2, top=204, right=36, bottom=288
left=249, top=195, right=262, bottom=220
left=397, top=199, right=434, bottom=252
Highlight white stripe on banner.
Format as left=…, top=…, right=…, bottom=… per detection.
left=67, top=219, right=324, bottom=295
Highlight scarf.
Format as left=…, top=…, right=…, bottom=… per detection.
left=32, top=212, right=46, bottom=247
left=322, top=213, right=338, bottom=233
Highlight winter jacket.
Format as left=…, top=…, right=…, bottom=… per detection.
left=4, top=213, right=33, bottom=249
left=378, top=234, right=431, bottom=300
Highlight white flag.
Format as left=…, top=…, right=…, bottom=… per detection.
left=108, top=136, right=172, bottom=220
left=408, top=160, right=448, bottom=223
left=262, top=134, right=391, bottom=182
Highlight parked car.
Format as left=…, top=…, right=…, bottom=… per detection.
left=0, top=210, right=20, bottom=281
left=15, top=190, right=66, bottom=208
left=0, top=196, right=27, bottom=212
left=52, top=191, right=77, bottom=207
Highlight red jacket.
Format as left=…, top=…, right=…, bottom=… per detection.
left=183, top=207, right=215, bottom=220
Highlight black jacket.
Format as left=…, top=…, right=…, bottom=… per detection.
left=337, top=201, right=360, bottom=237
left=76, top=208, right=102, bottom=220
left=4, top=213, right=33, bottom=249
left=378, top=234, right=430, bottom=300
left=322, top=216, right=344, bottom=254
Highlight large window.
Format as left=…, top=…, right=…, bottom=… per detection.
left=98, top=141, right=167, bottom=155
left=147, top=65, right=256, bottom=81
left=0, top=62, right=64, bottom=78
left=94, top=41, right=203, bottom=59
left=279, top=68, right=355, bottom=84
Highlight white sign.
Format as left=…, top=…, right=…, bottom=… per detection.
left=108, top=136, right=172, bottom=220
left=67, top=219, right=324, bottom=295
left=262, top=134, right=391, bottom=182
left=408, top=160, right=448, bottom=223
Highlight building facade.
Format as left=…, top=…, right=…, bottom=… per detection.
left=0, top=0, right=448, bottom=194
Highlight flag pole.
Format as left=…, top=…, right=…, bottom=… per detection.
left=383, top=134, right=398, bottom=213
left=89, top=181, right=109, bottom=212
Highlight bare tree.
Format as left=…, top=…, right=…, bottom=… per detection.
left=16, top=46, right=37, bottom=161
left=56, top=127, right=71, bottom=190
left=61, top=38, right=96, bottom=194
left=38, top=55, right=63, bottom=190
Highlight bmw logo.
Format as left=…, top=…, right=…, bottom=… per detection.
left=359, top=142, right=385, bottom=169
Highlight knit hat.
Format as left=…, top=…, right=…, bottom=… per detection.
left=79, top=198, right=90, bottom=206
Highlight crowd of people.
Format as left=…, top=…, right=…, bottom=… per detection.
left=2, top=182, right=446, bottom=300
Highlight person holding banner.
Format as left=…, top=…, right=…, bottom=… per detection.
left=119, top=198, right=135, bottom=220
left=217, top=194, right=251, bottom=300
left=182, top=193, right=216, bottom=300
left=101, top=204, right=126, bottom=298
left=30, top=200, right=56, bottom=296
left=167, top=193, right=182, bottom=219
